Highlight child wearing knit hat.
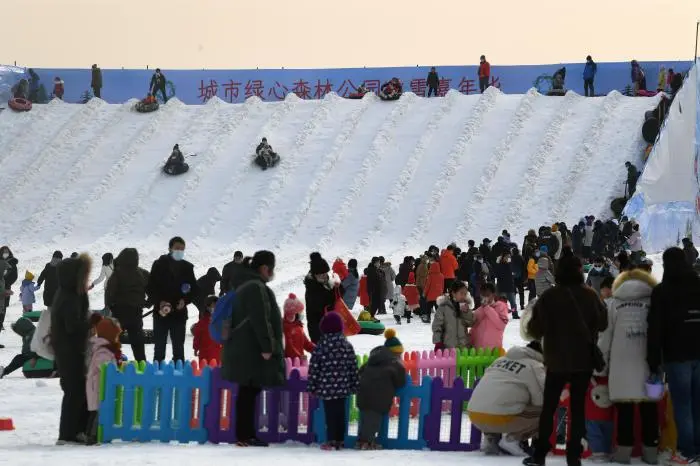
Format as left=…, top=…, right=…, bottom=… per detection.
left=19, top=270, right=41, bottom=312
left=282, top=293, right=315, bottom=359
left=307, top=311, right=359, bottom=450
left=86, top=317, right=123, bottom=444
left=355, top=329, right=407, bottom=450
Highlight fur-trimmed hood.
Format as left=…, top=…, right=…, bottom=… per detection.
left=57, top=253, right=92, bottom=295
left=612, top=268, right=658, bottom=301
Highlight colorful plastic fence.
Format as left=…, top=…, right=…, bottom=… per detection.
left=98, top=360, right=483, bottom=450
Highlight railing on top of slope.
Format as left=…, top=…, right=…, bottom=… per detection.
left=145, top=100, right=253, bottom=242
left=57, top=100, right=186, bottom=242
left=548, top=91, right=626, bottom=224
left=15, top=101, right=136, bottom=244
left=502, top=91, right=580, bottom=235
left=397, top=88, right=498, bottom=253
left=193, top=95, right=301, bottom=245
left=314, top=92, right=420, bottom=255
left=454, top=89, right=539, bottom=245
left=351, top=91, right=461, bottom=253
left=239, top=93, right=344, bottom=247
left=270, top=94, right=376, bottom=252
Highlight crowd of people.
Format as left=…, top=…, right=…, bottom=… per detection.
left=0, top=211, right=699, bottom=464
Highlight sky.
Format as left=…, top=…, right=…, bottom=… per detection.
left=2, top=0, right=699, bottom=70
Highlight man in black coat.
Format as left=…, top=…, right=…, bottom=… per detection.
left=220, top=251, right=245, bottom=295
left=37, top=251, right=63, bottom=311
left=426, top=67, right=439, bottom=97
left=51, top=254, right=91, bottom=444
left=682, top=238, right=699, bottom=265
left=0, top=246, right=18, bottom=310
left=366, top=257, right=383, bottom=319
left=196, top=267, right=221, bottom=314
left=105, top=248, right=150, bottom=362
left=147, top=236, right=198, bottom=363
left=150, top=68, right=168, bottom=103
left=625, top=161, right=640, bottom=197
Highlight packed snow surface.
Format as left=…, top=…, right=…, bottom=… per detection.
left=0, top=88, right=658, bottom=464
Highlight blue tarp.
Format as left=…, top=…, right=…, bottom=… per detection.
left=0, top=60, right=691, bottom=105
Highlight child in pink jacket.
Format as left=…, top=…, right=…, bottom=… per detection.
left=86, top=317, right=122, bottom=444
left=470, top=283, right=509, bottom=349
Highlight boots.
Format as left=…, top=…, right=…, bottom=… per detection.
left=566, top=440, right=583, bottom=466
left=481, top=433, right=501, bottom=455
left=641, top=446, right=659, bottom=465
left=394, top=315, right=401, bottom=325
left=612, top=445, right=633, bottom=464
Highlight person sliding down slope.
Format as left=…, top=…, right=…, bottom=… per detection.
left=163, top=144, right=189, bottom=175
left=254, top=137, right=280, bottom=170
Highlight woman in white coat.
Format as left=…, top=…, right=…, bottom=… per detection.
left=603, top=268, right=660, bottom=464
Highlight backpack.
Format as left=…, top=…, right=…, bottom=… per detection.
left=209, top=290, right=238, bottom=344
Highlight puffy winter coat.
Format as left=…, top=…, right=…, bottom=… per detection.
left=380, top=264, right=396, bottom=300
left=147, top=254, right=199, bottom=322
left=192, top=312, right=222, bottom=364
left=423, top=262, right=445, bottom=302
left=220, top=261, right=247, bottom=294
left=357, top=347, right=407, bottom=413
left=12, top=316, right=35, bottom=354
left=51, top=256, right=91, bottom=366
left=415, top=257, right=429, bottom=291
left=583, top=61, right=597, bottom=80
left=494, top=262, right=515, bottom=294
left=19, top=279, right=40, bottom=306
left=221, top=268, right=285, bottom=387
left=37, top=260, right=60, bottom=307
left=479, top=61, right=491, bottom=78
left=534, top=257, right=555, bottom=296
left=283, top=319, right=315, bottom=359
left=105, top=248, right=149, bottom=326
left=402, top=283, right=420, bottom=310
left=440, top=250, right=458, bottom=280
left=196, top=267, right=221, bottom=311
left=432, top=295, right=474, bottom=349
left=471, top=301, right=509, bottom=349
left=341, top=271, right=360, bottom=310
left=304, top=274, right=337, bottom=343
left=307, top=332, right=359, bottom=400
left=86, top=336, right=117, bottom=411
left=467, top=346, right=545, bottom=416
left=605, top=270, right=658, bottom=401
left=527, top=258, right=538, bottom=280
left=91, top=264, right=113, bottom=290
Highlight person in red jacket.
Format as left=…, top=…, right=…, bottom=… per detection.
left=440, top=245, right=459, bottom=292
left=332, top=258, right=349, bottom=281
left=192, top=295, right=222, bottom=365
left=402, top=272, right=421, bottom=317
left=358, top=270, right=370, bottom=309
left=283, top=293, right=315, bottom=360
left=422, top=262, right=445, bottom=322
left=478, top=55, right=491, bottom=93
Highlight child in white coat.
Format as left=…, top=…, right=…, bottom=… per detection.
left=391, top=285, right=407, bottom=325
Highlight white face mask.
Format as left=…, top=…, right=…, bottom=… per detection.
left=593, top=266, right=603, bottom=272
left=477, top=259, right=484, bottom=264
left=1, top=253, right=8, bottom=259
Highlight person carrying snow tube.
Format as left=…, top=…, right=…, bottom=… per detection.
left=254, top=137, right=280, bottom=170
left=379, top=78, right=403, bottom=101
left=163, top=144, right=189, bottom=175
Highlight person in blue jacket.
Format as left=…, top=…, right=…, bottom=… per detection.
left=583, top=56, right=597, bottom=97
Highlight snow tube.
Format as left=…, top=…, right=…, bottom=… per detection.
left=348, top=91, right=368, bottom=99
left=642, top=117, right=659, bottom=144
left=23, top=310, right=42, bottom=322
left=358, top=320, right=385, bottom=335
left=22, top=357, right=54, bottom=378
left=120, top=328, right=155, bottom=345
left=163, top=163, right=189, bottom=175
left=8, top=97, right=32, bottom=112
left=546, top=89, right=567, bottom=97
left=135, top=100, right=160, bottom=113
left=254, top=153, right=281, bottom=170
left=379, top=91, right=402, bottom=101
left=610, top=197, right=627, bottom=217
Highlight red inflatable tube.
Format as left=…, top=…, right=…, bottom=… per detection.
left=8, top=97, right=32, bottom=112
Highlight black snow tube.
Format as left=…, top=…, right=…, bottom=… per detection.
left=610, top=197, right=627, bottom=217
left=163, top=163, right=189, bottom=175
left=379, top=92, right=402, bottom=101
left=135, top=101, right=160, bottom=113
left=546, top=89, right=567, bottom=96
left=254, top=153, right=280, bottom=170
left=642, top=117, right=659, bottom=144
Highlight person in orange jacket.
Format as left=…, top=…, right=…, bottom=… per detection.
left=526, top=252, right=539, bottom=302
left=440, top=245, right=459, bottom=293
left=479, top=55, right=491, bottom=93
left=422, top=262, right=445, bottom=323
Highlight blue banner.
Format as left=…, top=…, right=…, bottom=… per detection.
left=0, top=61, right=692, bottom=105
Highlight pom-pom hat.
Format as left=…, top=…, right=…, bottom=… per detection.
left=384, top=328, right=403, bottom=354
left=283, top=293, right=305, bottom=317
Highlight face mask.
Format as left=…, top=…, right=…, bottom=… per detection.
left=534, top=252, right=541, bottom=258
left=505, top=258, right=511, bottom=263
left=171, top=250, right=185, bottom=261
left=477, top=259, right=483, bottom=264
left=593, top=266, right=602, bottom=272
left=1, top=253, right=8, bottom=259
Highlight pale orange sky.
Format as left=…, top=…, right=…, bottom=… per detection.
left=3, top=0, right=699, bottom=69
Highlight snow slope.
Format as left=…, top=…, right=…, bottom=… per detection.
left=0, top=89, right=658, bottom=465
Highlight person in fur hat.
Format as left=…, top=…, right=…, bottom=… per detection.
left=283, top=293, right=315, bottom=359
left=304, top=252, right=340, bottom=344
left=307, top=312, right=359, bottom=450
left=356, top=329, right=407, bottom=450
left=86, top=317, right=122, bottom=444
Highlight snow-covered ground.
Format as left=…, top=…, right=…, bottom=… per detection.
left=0, top=89, right=659, bottom=464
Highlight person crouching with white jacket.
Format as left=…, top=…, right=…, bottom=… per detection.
left=467, top=341, right=545, bottom=456
left=603, top=268, right=660, bottom=464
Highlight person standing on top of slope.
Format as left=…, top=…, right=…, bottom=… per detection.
left=479, top=55, right=491, bottom=93
left=427, top=67, right=439, bottom=97
left=150, top=68, right=168, bottom=103
left=583, top=55, right=597, bottom=97
left=91, top=64, right=102, bottom=99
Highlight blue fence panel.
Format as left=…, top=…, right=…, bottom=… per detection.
left=0, top=61, right=691, bottom=105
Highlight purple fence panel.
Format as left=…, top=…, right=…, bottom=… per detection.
left=203, top=367, right=239, bottom=444
left=423, top=377, right=481, bottom=451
